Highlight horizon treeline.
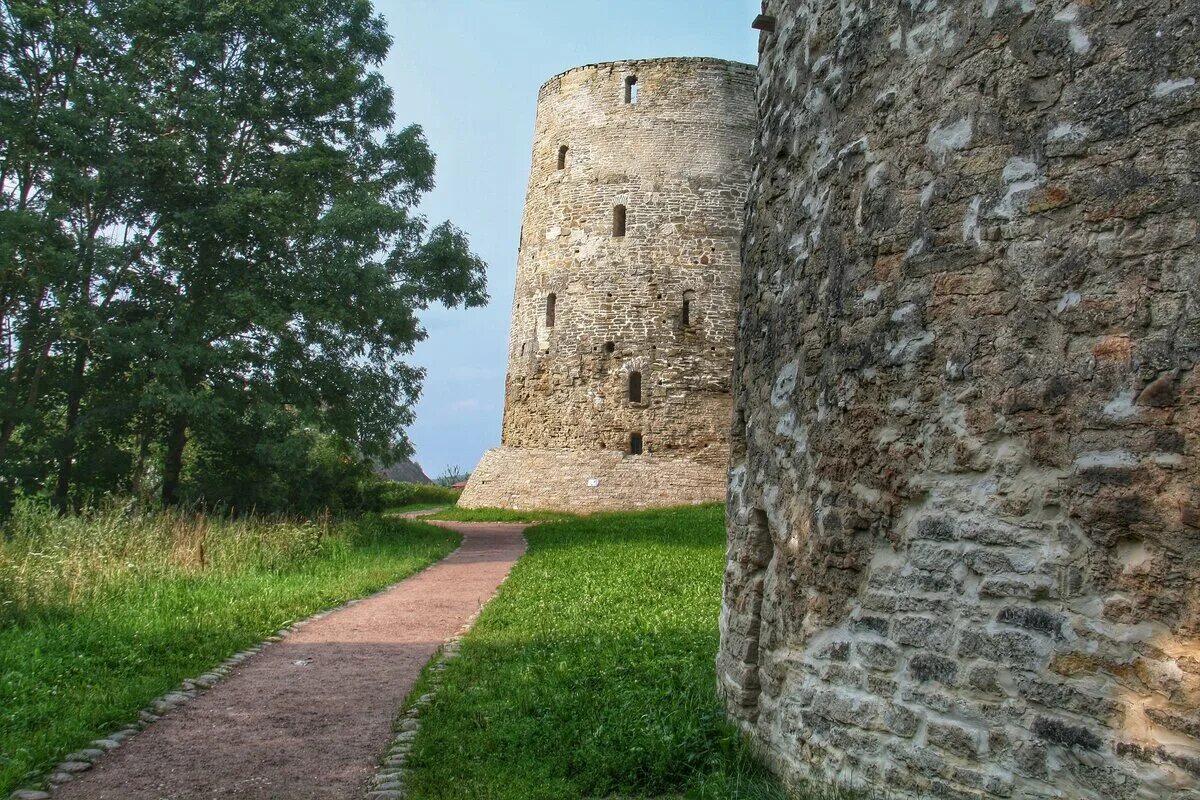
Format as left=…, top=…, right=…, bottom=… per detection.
left=0, top=0, right=487, bottom=515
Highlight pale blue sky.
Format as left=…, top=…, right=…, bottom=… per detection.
left=379, top=0, right=760, bottom=479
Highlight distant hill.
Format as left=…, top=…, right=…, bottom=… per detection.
left=376, top=458, right=432, bottom=484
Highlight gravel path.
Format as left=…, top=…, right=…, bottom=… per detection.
left=52, top=521, right=527, bottom=800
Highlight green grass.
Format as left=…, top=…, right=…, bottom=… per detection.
left=404, top=504, right=791, bottom=800
left=429, top=506, right=577, bottom=523
left=384, top=502, right=450, bottom=516
left=0, top=504, right=459, bottom=794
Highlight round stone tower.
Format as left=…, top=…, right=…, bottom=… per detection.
left=719, top=3, right=1200, bottom=799
left=459, top=57, right=756, bottom=511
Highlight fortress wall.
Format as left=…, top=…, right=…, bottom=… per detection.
left=503, top=58, right=755, bottom=458
left=457, top=447, right=724, bottom=513
left=462, top=58, right=756, bottom=511
left=719, top=3, right=1200, bottom=799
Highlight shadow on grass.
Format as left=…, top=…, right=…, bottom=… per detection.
left=401, top=504, right=813, bottom=800
left=407, top=631, right=786, bottom=800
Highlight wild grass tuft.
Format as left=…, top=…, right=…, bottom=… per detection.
left=383, top=502, right=451, bottom=516
left=0, top=500, right=459, bottom=794
left=404, top=504, right=795, bottom=799
left=1, top=499, right=334, bottom=617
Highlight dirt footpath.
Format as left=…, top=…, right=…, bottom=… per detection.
left=54, top=521, right=527, bottom=800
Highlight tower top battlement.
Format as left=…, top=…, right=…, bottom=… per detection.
left=537, top=56, right=755, bottom=91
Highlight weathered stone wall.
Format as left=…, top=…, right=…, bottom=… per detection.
left=719, top=3, right=1199, bottom=799
left=457, top=446, right=724, bottom=513
left=461, top=58, right=756, bottom=511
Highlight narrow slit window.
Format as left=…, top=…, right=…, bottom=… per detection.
left=612, top=204, right=626, bottom=237
left=682, top=289, right=696, bottom=326
left=628, top=371, right=642, bottom=403
left=546, top=293, right=556, bottom=327
left=629, top=432, right=643, bottom=455
left=557, top=145, right=568, bottom=170
left=624, top=75, right=638, bottom=104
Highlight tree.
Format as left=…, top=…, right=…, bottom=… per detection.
left=0, top=0, right=153, bottom=509
left=0, top=0, right=487, bottom=511
left=435, top=465, right=470, bottom=487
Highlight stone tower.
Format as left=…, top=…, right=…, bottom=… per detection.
left=720, top=2, right=1199, bottom=799
left=459, top=57, right=756, bottom=512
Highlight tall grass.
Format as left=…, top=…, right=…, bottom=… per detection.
left=0, top=500, right=459, bottom=793
left=1, top=500, right=339, bottom=619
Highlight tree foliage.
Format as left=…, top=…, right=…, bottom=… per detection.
left=0, top=0, right=486, bottom=513
left=434, top=464, right=470, bottom=487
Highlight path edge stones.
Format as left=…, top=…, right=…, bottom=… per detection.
left=363, top=520, right=529, bottom=800
left=8, top=520, right=467, bottom=800
left=362, top=628, right=466, bottom=800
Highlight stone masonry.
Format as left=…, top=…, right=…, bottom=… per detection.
left=719, top=3, right=1199, bottom=800
left=460, top=58, right=756, bottom=512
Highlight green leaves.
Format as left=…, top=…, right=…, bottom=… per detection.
left=0, top=0, right=487, bottom=509
left=399, top=221, right=489, bottom=311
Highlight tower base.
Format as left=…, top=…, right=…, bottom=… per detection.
left=458, top=447, right=726, bottom=513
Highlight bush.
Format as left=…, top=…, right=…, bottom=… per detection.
left=179, top=421, right=466, bottom=517
left=183, top=424, right=384, bottom=515
left=378, top=481, right=461, bottom=510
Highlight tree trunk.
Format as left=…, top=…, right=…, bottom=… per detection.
left=52, top=341, right=90, bottom=513
left=0, top=331, right=54, bottom=464
left=161, top=413, right=188, bottom=506
left=0, top=293, right=51, bottom=463
left=130, top=419, right=152, bottom=499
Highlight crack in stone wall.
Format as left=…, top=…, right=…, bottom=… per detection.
left=719, top=2, right=1200, bottom=798
left=461, top=58, right=756, bottom=511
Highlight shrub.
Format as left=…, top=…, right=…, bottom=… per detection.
left=378, top=481, right=461, bottom=510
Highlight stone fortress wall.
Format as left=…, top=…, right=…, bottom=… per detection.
left=460, top=57, right=756, bottom=512
left=719, top=2, right=1199, bottom=799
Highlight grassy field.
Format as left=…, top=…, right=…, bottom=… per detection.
left=0, top=502, right=459, bottom=794
left=403, top=504, right=790, bottom=800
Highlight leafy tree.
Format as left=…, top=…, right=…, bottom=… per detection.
left=0, top=0, right=151, bottom=509
left=0, top=0, right=487, bottom=512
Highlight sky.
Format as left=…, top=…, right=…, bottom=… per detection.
left=378, top=0, right=760, bottom=480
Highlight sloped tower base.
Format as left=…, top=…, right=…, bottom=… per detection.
left=473, top=57, right=755, bottom=514
left=458, top=447, right=725, bottom=513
